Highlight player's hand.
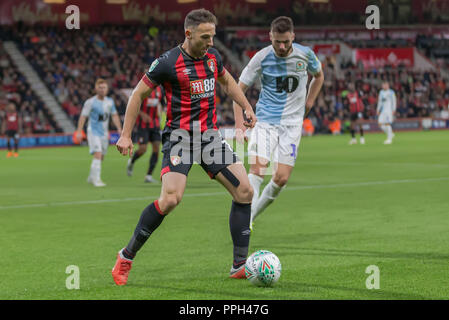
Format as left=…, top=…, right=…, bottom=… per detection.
left=235, top=127, right=247, bottom=144
left=243, top=106, right=256, bottom=128
left=75, top=130, right=83, bottom=143
left=116, top=136, right=134, bottom=157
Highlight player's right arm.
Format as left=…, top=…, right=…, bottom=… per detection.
left=376, top=91, right=382, bottom=115
left=233, top=51, right=262, bottom=143
left=232, top=81, right=249, bottom=143
left=116, top=79, right=153, bottom=156
left=76, top=99, right=92, bottom=141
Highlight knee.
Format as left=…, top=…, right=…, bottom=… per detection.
left=159, top=193, right=182, bottom=214
left=140, top=145, right=148, bottom=154
left=234, top=183, right=253, bottom=204
left=273, top=174, right=288, bottom=187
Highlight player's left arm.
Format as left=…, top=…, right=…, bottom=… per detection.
left=305, top=70, right=324, bottom=117
left=217, top=69, right=256, bottom=128
left=110, top=100, right=122, bottom=134
left=305, top=49, right=324, bottom=117
left=392, top=91, right=397, bottom=115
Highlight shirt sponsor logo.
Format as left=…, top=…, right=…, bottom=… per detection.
left=190, top=78, right=215, bottom=99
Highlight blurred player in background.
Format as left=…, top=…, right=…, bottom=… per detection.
left=2, top=102, right=21, bottom=158
left=112, top=9, right=257, bottom=286
left=76, top=79, right=122, bottom=187
left=377, top=81, right=397, bottom=145
left=233, top=16, right=324, bottom=230
left=126, top=86, right=165, bottom=183
left=347, top=83, right=365, bottom=145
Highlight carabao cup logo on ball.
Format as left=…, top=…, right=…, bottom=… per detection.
left=245, top=250, right=281, bottom=287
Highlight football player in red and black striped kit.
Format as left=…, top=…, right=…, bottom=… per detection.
left=112, top=9, right=257, bottom=286
left=126, top=86, right=165, bottom=183
left=347, top=83, right=365, bottom=145
left=2, top=103, right=21, bottom=158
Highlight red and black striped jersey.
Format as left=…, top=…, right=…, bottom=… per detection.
left=347, top=91, right=364, bottom=113
left=136, top=86, right=164, bottom=129
left=5, top=112, right=19, bottom=131
left=142, top=45, right=225, bottom=132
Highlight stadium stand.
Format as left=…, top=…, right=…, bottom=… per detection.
left=0, top=40, right=62, bottom=134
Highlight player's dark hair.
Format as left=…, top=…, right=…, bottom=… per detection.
left=271, top=16, right=294, bottom=33
left=184, top=8, right=217, bottom=30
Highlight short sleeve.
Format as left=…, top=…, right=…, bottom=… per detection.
left=239, top=51, right=263, bottom=87
left=143, top=56, right=170, bottom=88
left=110, top=99, right=117, bottom=114
left=215, top=51, right=225, bottom=77
left=307, top=48, right=322, bottom=75
left=80, top=99, right=92, bottom=117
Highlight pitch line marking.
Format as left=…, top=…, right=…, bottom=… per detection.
left=1, top=177, right=448, bottom=211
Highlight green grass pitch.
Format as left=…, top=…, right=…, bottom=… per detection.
left=1, top=130, right=448, bottom=300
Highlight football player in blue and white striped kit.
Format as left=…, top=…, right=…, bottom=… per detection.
left=233, top=16, right=324, bottom=229
left=76, top=79, right=122, bottom=187
left=377, top=81, right=397, bottom=145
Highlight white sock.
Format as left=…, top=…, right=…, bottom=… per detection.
left=387, top=125, right=393, bottom=140
left=248, top=173, right=264, bottom=222
left=90, top=158, right=102, bottom=181
left=253, top=179, right=283, bottom=221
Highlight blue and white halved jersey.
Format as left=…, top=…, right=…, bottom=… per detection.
left=240, top=43, right=321, bottom=125
left=377, top=89, right=397, bottom=114
left=81, top=95, right=117, bottom=137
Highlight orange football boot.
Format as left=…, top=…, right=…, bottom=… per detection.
left=13, top=152, right=18, bottom=157
left=111, top=250, right=133, bottom=285
left=229, top=263, right=247, bottom=279
left=6, top=151, right=12, bottom=158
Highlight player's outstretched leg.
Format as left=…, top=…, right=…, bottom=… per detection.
left=248, top=156, right=269, bottom=229
left=253, top=163, right=293, bottom=222
left=215, top=163, right=253, bottom=279
left=112, top=172, right=186, bottom=285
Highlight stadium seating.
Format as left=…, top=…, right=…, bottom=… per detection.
left=0, top=40, right=62, bottom=134
left=1, top=23, right=448, bottom=135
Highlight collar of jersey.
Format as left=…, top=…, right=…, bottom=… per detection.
left=178, top=44, right=207, bottom=61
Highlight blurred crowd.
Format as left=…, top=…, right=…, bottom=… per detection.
left=1, top=24, right=448, bottom=136
left=309, top=57, right=449, bottom=133
left=0, top=41, right=61, bottom=135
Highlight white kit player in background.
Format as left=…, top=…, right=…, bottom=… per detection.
left=233, top=16, right=324, bottom=229
left=377, top=81, right=397, bottom=145
left=76, top=79, right=122, bottom=187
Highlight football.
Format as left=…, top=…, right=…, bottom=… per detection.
left=245, top=250, right=282, bottom=287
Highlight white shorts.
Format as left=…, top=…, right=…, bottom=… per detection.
left=248, top=121, right=303, bottom=167
left=378, top=112, right=394, bottom=124
left=88, top=132, right=109, bottom=155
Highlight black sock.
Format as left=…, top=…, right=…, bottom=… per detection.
left=7, top=140, right=11, bottom=151
left=147, top=152, right=158, bottom=175
left=131, top=150, right=143, bottom=164
left=229, top=201, right=251, bottom=267
left=14, top=139, right=18, bottom=152
left=360, top=127, right=364, bottom=137
left=351, top=129, right=355, bottom=138
left=125, top=200, right=165, bottom=258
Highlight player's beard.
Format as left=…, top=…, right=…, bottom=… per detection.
left=276, top=45, right=292, bottom=57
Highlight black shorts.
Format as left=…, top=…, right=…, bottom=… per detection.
left=160, top=126, right=239, bottom=180
left=136, top=127, right=161, bottom=144
left=350, top=112, right=363, bottom=122
left=6, top=130, right=19, bottom=139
